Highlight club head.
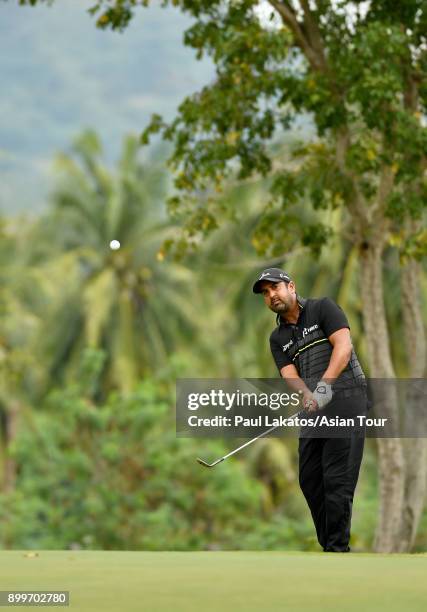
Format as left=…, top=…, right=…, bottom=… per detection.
left=196, top=457, right=224, bottom=468
left=197, top=458, right=215, bottom=468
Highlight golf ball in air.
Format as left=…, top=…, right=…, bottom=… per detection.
left=110, top=240, right=121, bottom=250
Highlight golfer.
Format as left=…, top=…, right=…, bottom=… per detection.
left=253, top=267, right=368, bottom=553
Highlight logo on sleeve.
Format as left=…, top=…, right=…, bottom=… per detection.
left=282, top=339, right=293, bottom=352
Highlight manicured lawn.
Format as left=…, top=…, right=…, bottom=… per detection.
left=0, top=550, right=426, bottom=611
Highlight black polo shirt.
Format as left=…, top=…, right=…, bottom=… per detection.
left=269, top=296, right=366, bottom=393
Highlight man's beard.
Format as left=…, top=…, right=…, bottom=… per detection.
left=269, top=300, right=289, bottom=314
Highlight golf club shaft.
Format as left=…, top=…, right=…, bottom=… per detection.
left=199, top=409, right=304, bottom=467
left=219, top=421, right=286, bottom=461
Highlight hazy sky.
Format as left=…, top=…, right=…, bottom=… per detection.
left=0, top=0, right=214, bottom=214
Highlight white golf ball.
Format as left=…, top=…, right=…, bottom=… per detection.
left=110, top=240, right=121, bottom=250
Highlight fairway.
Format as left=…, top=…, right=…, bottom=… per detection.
left=0, top=551, right=426, bottom=611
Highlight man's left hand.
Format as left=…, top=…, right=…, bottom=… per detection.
left=312, top=381, right=333, bottom=410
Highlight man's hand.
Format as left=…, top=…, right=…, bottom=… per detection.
left=312, top=381, right=333, bottom=410
left=301, top=382, right=333, bottom=413
left=302, top=390, right=318, bottom=413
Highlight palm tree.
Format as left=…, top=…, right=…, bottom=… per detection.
left=27, top=131, right=201, bottom=394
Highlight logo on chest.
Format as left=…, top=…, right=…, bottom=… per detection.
left=302, top=324, right=319, bottom=337
left=282, top=323, right=319, bottom=352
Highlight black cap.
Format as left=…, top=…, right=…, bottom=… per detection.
left=252, top=268, right=292, bottom=294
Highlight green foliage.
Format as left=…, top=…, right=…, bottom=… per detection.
left=1, top=154, right=417, bottom=549
left=7, top=0, right=427, bottom=552
left=0, top=218, right=46, bottom=404
left=0, top=349, right=312, bottom=551
left=17, top=0, right=427, bottom=270
left=18, top=132, right=203, bottom=395
left=68, top=0, right=427, bottom=262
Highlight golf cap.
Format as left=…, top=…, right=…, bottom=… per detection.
left=252, top=268, right=292, bottom=294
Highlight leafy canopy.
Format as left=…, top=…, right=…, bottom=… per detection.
left=19, top=1, right=427, bottom=259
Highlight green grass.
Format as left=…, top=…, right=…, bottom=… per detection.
left=0, top=551, right=426, bottom=611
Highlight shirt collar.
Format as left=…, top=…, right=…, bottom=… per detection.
left=276, top=295, right=306, bottom=326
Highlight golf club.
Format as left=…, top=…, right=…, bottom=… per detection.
left=197, top=409, right=305, bottom=468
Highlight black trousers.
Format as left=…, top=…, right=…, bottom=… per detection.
left=298, top=412, right=365, bottom=552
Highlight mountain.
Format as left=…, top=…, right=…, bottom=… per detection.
left=0, top=0, right=214, bottom=214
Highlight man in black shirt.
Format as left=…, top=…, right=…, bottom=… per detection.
left=253, top=267, right=367, bottom=553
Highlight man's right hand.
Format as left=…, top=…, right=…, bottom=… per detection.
left=280, top=366, right=319, bottom=413
left=302, top=390, right=319, bottom=413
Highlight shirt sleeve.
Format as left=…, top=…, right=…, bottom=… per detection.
left=319, top=297, right=350, bottom=338
left=270, top=331, right=293, bottom=372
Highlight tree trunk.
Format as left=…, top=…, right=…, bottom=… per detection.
left=398, top=258, right=427, bottom=552
left=359, top=242, right=404, bottom=552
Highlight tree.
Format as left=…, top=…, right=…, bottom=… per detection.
left=190, top=172, right=370, bottom=378
left=18, top=131, right=202, bottom=395
left=0, top=350, right=311, bottom=551
left=18, top=0, right=427, bottom=552
left=0, top=216, right=43, bottom=493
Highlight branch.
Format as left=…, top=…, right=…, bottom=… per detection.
left=399, top=23, right=420, bottom=114
left=299, top=0, right=328, bottom=70
left=268, top=0, right=324, bottom=71
left=372, top=163, right=395, bottom=228
left=335, top=127, right=369, bottom=233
